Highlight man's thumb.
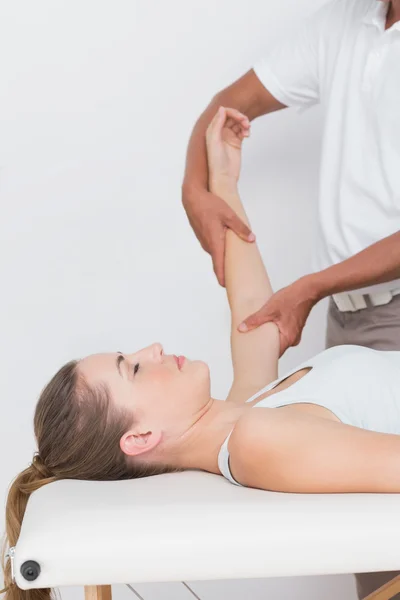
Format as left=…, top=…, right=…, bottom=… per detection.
left=227, top=213, right=256, bottom=243
left=238, top=308, right=263, bottom=333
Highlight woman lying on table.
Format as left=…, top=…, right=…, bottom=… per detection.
left=4, top=108, right=400, bottom=596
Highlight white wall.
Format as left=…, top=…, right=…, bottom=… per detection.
left=0, top=1, right=356, bottom=599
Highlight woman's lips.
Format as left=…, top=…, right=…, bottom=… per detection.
left=173, top=355, right=185, bottom=370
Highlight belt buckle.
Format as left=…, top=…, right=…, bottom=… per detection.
left=368, top=291, right=393, bottom=306
left=348, top=292, right=368, bottom=311
left=333, top=290, right=395, bottom=312
left=332, top=293, right=357, bottom=312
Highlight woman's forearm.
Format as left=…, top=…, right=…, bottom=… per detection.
left=210, top=178, right=274, bottom=318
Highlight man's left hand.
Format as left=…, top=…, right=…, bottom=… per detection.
left=238, top=277, right=320, bottom=357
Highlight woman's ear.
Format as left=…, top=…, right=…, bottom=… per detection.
left=120, top=429, right=162, bottom=457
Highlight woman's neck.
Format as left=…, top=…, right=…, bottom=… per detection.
left=170, top=398, right=251, bottom=475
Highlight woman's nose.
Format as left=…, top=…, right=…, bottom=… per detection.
left=140, top=343, right=163, bottom=362
left=127, top=343, right=163, bottom=362
left=151, top=343, right=164, bottom=360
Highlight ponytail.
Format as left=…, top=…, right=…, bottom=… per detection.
left=1, top=460, right=56, bottom=600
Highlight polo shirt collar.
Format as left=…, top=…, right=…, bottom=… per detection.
left=363, top=0, right=400, bottom=32
left=362, top=0, right=389, bottom=30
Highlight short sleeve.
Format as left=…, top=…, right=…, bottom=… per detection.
left=253, top=0, right=341, bottom=113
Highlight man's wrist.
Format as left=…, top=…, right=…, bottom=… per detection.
left=298, top=273, right=327, bottom=303
left=181, top=180, right=208, bottom=207
left=182, top=178, right=205, bottom=195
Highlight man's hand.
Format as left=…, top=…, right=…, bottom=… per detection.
left=182, top=185, right=255, bottom=287
left=238, top=277, right=320, bottom=356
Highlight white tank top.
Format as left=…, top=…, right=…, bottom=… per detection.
left=217, top=345, right=400, bottom=486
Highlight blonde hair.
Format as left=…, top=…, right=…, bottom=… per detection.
left=1, top=360, right=182, bottom=600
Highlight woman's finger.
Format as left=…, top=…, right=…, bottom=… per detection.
left=224, top=107, right=250, bottom=127
left=233, top=123, right=251, bottom=139
left=209, top=106, right=225, bottom=129
left=226, top=117, right=249, bottom=135
left=232, top=123, right=242, bottom=135
left=207, top=106, right=227, bottom=140
left=207, top=105, right=251, bottom=141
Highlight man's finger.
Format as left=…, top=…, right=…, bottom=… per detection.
left=212, top=243, right=226, bottom=288
left=225, top=212, right=256, bottom=242
left=279, top=333, right=290, bottom=358
left=238, top=306, right=270, bottom=332
left=293, top=333, right=302, bottom=347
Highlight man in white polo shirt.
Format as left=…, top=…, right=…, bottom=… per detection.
left=182, top=0, right=400, bottom=597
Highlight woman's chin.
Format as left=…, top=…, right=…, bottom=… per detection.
left=191, top=359, right=210, bottom=373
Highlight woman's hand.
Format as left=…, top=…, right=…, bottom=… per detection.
left=205, top=106, right=250, bottom=188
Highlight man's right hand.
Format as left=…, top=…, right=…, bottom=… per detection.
left=182, top=185, right=255, bottom=287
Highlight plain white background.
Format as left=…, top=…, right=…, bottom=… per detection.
left=0, top=1, right=357, bottom=599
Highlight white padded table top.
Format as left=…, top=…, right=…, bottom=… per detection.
left=15, top=470, right=400, bottom=589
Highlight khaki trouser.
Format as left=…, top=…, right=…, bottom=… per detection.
left=325, top=294, right=400, bottom=600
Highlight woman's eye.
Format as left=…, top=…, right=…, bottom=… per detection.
left=133, top=363, right=140, bottom=375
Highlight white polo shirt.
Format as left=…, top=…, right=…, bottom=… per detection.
left=253, top=0, right=400, bottom=294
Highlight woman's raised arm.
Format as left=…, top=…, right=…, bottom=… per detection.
left=206, top=107, right=280, bottom=401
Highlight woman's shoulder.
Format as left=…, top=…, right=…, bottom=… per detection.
left=228, top=404, right=333, bottom=490
left=227, top=407, right=291, bottom=484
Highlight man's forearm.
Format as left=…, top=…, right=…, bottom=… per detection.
left=182, top=93, right=231, bottom=192
left=306, top=230, right=400, bottom=300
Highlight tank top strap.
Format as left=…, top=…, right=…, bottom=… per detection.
left=217, top=429, right=243, bottom=486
